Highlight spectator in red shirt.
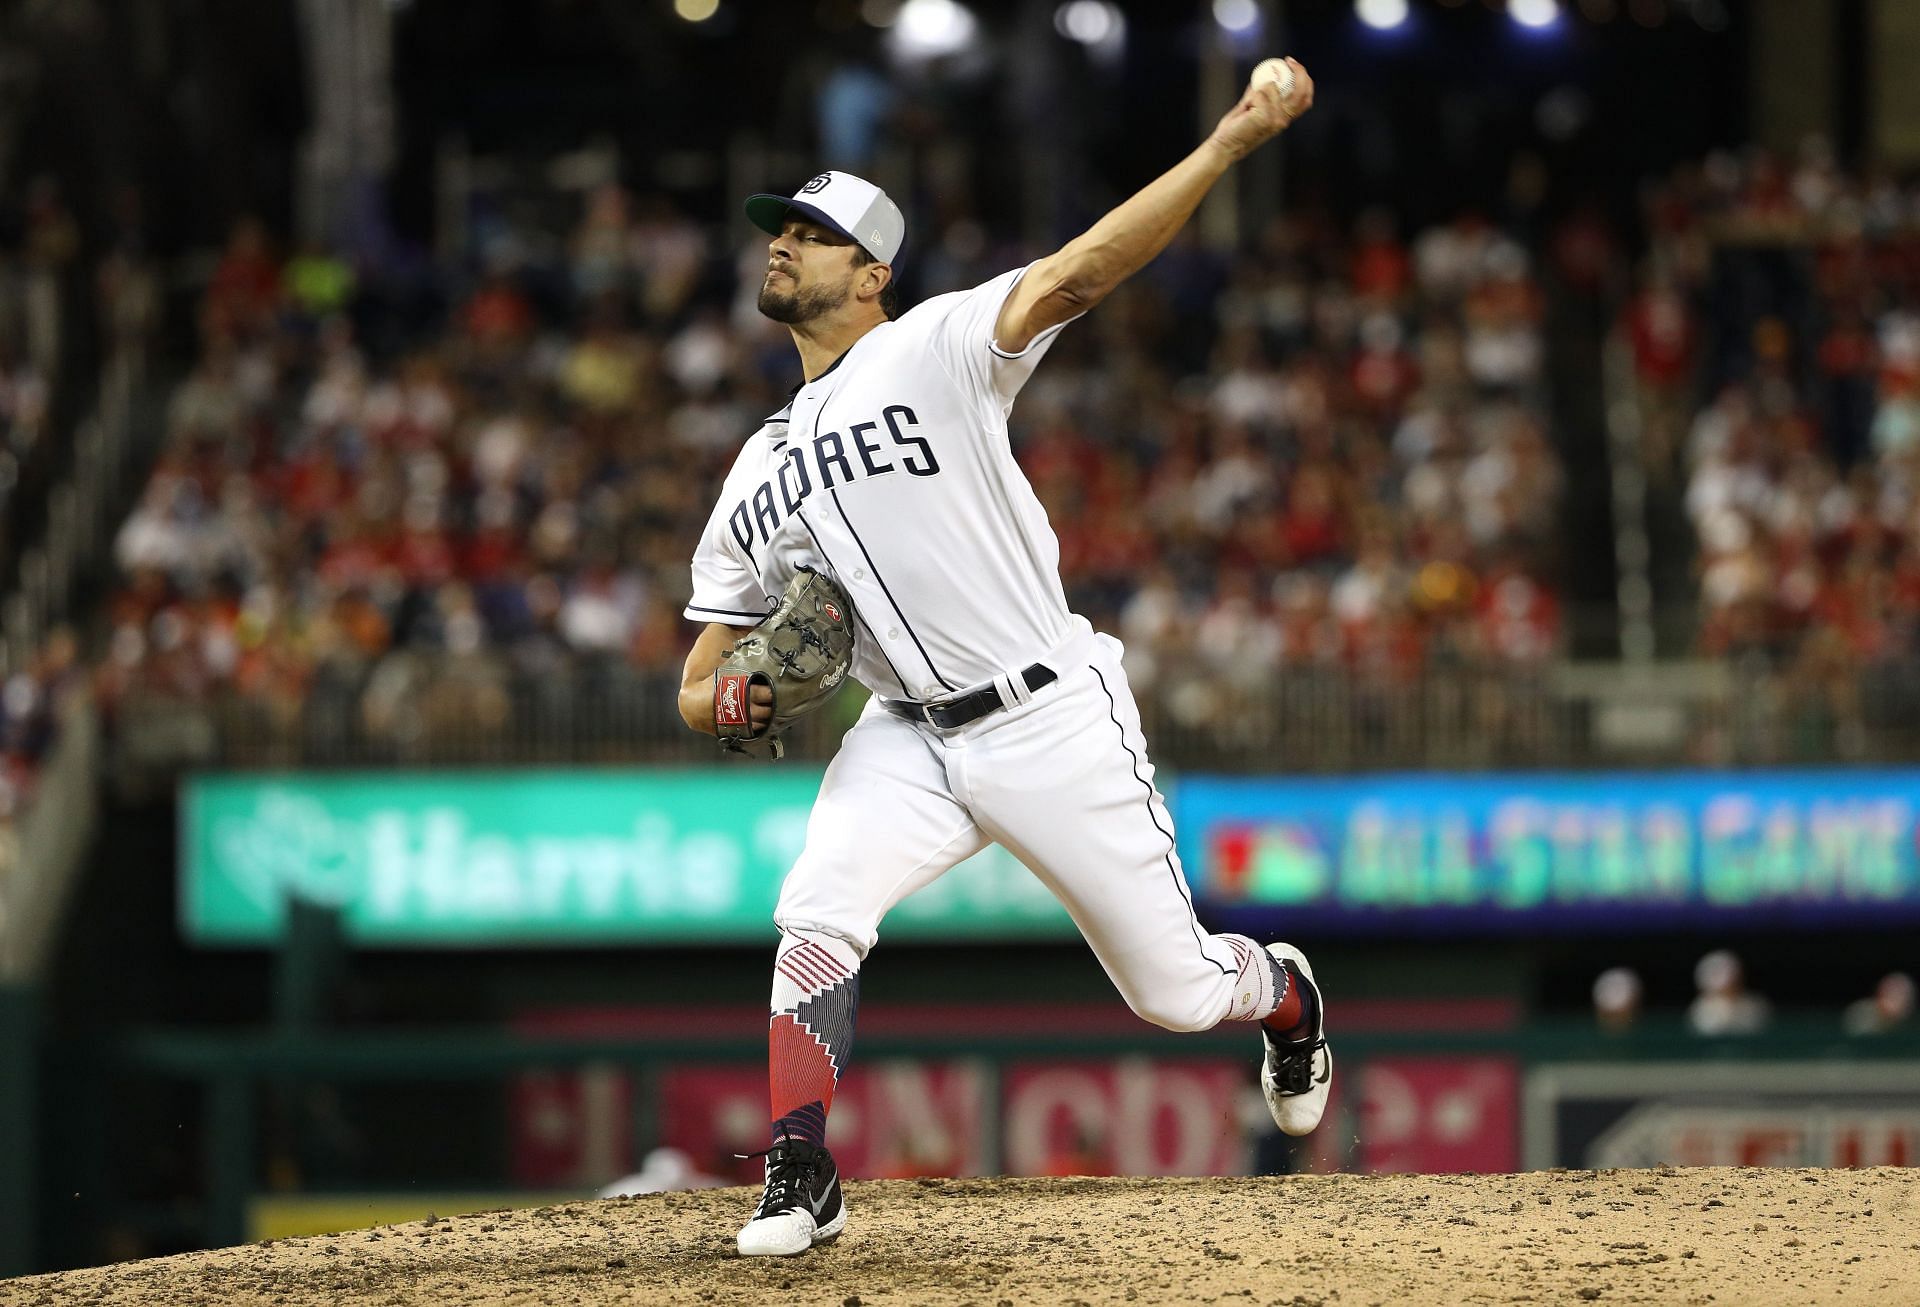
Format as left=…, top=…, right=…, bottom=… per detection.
left=203, top=216, right=282, bottom=341
left=1349, top=208, right=1410, bottom=305
left=1277, top=461, right=1347, bottom=569
left=1621, top=265, right=1698, bottom=476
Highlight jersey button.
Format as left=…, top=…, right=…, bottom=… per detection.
left=855, top=568, right=868, bottom=580
left=888, top=628, right=901, bottom=640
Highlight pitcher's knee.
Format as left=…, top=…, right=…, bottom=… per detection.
left=1125, top=990, right=1222, bottom=1034
left=771, top=913, right=874, bottom=962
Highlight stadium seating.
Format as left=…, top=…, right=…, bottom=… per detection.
left=98, top=200, right=1567, bottom=759
left=1627, top=146, right=1920, bottom=756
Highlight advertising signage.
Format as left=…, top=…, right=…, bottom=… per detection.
left=1177, top=770, right=1920, bottom=932
left=184, top=766, right=1920, bottom=946
left=181, top=771, right=1075, bottom=946
left=1524, top=1063, right=1920, bottom=1170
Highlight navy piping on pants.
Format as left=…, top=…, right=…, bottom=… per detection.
left=1091, top=665, right=1231, bottom=978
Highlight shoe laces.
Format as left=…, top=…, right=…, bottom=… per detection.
left=1268, top=1034, right=1328, bottom=1096
left=741, top=1139, right=819, bottom=1219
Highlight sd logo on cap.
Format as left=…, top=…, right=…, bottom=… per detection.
left=745, top=170, right=906, bottom=264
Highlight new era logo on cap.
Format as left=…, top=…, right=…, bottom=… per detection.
left=745, top=170, right=906, bottom=264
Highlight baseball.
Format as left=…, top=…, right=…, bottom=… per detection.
left=1253, top=57, right=1296, bottom=99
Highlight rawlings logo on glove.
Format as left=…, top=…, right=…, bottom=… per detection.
left=715, top=672, right=751, bottom=728
left=713, top=567, right=857, bottom=759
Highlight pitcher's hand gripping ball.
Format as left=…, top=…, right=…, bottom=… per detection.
left=1252, top=57, right=1296, bottom=98
left=713, top=567, right=855, bottom=759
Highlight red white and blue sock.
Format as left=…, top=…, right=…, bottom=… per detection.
left=767, top=928, right=861, bottom=1149
left=1220, top=933, right=1313, bottom=1037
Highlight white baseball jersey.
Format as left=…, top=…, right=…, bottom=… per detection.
left=684, top=265, right=1077, bottom=701
left=687, top=262, right=1283, bottom=1039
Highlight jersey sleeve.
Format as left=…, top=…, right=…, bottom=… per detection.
left=684, top=495, right=769, bottom=626
left=914, top=263, right=1085, bottom=413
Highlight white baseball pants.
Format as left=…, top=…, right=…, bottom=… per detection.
left=775, top=622, right=1257, bottom=1032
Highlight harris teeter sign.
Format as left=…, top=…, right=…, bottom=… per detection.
left=181, top=770, right=1075, bottom=946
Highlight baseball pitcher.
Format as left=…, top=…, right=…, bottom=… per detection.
left=679, top=59, right=1326, bottom=1256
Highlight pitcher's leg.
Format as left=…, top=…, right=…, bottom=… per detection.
left=965, top=641, right=1329, bottom=1135
left=765, top=709, right=984, bottom=1147
left=741, top=706, right=986, bottom=1257
left=966, top=653, right=1281, bottom=1030
left=743, top=928, right=860, bottom=1257
left=773, top=704, right=990, bottom=956
left=767, top=927, right=862, bottom=1149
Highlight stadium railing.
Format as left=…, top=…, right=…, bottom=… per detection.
left=0, top=689, right=100, bottom=985
left=105, top=654, right=1920, bottom=778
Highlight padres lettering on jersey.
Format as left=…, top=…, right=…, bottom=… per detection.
left=727, top=405, right=940, bottom=554
left=686, top=264, right=1082, bottom=702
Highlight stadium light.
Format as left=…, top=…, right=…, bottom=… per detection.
left=1212, top=0, right=1260, bottom=36
left=1055, top=0, right=1122, bottom=46
left=888, top=0, right=978, bottom=58
left=1508, top=0, right=1562, bottom=30
left=1356, top=0, right=1409, bottom=31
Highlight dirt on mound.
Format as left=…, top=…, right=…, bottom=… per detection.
left=3, top=1167, right=1914, bottom=1307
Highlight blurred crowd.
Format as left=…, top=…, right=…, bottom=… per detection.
left=1592, top=951, right=1915, bottom=1039
left=0, top=172, right=159, bottom=868
left=1037, top=208, right=1567, bottom=703
left=94, top=189, right=1568, bottom=742
left=1618, top=144, right=1920, bottom=730
left=0, top=627, right=81, bottom=905
left=0, top=178, right=80, bottom=525
left=0, top=174, right=159, bottom=523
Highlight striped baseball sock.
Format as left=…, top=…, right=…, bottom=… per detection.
left=767, top=928, right=862, bottom=1149
left=1220, top=932, right=1307, bottom=1032
left=1262, top=958, right=1315, bottom=1042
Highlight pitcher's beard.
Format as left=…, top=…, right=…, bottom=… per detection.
left=758, top=277, right=848, bottom=325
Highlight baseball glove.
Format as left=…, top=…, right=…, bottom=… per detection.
left=713, top=567, right=856, bottom=758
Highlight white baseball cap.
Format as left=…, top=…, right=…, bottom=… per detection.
left=746, top=170, right=906, bottom=264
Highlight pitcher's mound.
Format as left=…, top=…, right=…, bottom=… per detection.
left=5, top=1167, right=1915, bottom=1306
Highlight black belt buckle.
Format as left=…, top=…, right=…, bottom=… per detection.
left=925, top=700, right=962, bottom=730
left=923, top=688, right=988, bottom=730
